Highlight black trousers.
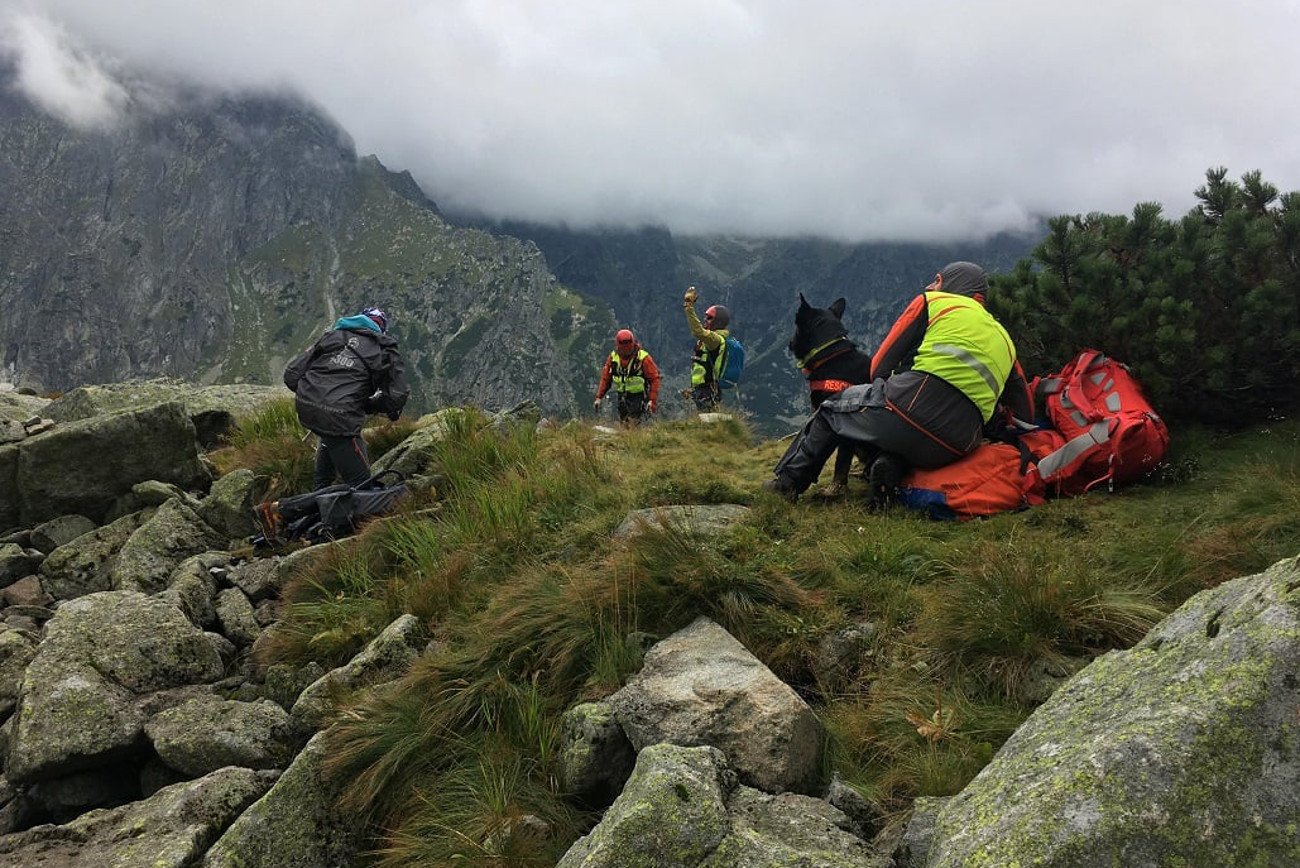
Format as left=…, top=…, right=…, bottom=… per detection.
left=314, top=434, right=372, bottom=489
left=617, top=392, right=647, bottom=424
left=691, top=383, right=720, bottom=411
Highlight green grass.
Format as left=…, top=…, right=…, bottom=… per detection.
left=216, top=410, right=1300, bottom=865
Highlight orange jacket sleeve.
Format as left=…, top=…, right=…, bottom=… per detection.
left=641, top=352, right=661, bottom=402
left=595, top=355, right=614, bottom=399
left=871, top=294, right=927, bottom=379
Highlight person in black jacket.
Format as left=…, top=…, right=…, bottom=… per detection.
left=284, top=306, right=409, bottom=488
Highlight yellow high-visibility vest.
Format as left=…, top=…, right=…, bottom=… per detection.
left=912, top=291, right=1016, bottom=422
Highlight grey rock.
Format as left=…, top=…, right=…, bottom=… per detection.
left=204, top=632, right=239, bottom=669
left=228, top=556, right=281, bottom=602
left=0, top=529, right=30, bottom=546
left=925, top=555, right=1300, bottom=867
left=894, top=796, right=947, bottom=868
left=0, top=543, right=36, bottom=588
left=610, top=617, right=824, bottom=794
left=702, top=786, right=892, bottom=868
left=264, top=661, right=326, bottom=711
left=37, top=508, right=153, bottom=601
left=215, top=587, right=261, bottom=647
left=110, top=499, right=227, bottom=594
left=146, top=696, right=297, bottom=776
left=253, top=597, right=282, bottom=626
left=613, top=504, right=750, bottom=541
left=274, top=540, right=345, bottom=590
left=291, top=613, right=423, bottom=729
left=0, top=629, right=38, bottom=718
left=1021, top=653, right=1091, bottom=704
left=158, top=553, right=226, bottom=629
left=47, top=379, right=287, bottom=448
left=816, top=621, right=878, bottom=692
left=371, top=407, right=473, bottom=477
left=29, top=515, right=96, bottom=555
left=202, top=731, right=364, bottom=868
left=559, top=700, right=636, bottom=807
left=825, top=773, right=885, bottom=840
left=6, top=591, right=223, bottom=784
left=129, top=479, right=197, bottom=508
left=3, top=401, right=207, bottom=527
left=556, top=743, right=732, bottom=868
left=2, top=615, right=38, bottom=633
left=0, top=766, right=274, bottom=868
left=0, top=419, right=24, bottom=444
left=199, top=469, right=262, bottom=540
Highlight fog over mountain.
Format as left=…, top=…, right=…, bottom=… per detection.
left=4, top=1, right=1298, bottom=242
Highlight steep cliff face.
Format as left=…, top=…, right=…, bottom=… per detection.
left=0, top=85, right=606, bottom=415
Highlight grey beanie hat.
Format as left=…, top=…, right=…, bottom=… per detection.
left=939, top=261, right=989, bottom=297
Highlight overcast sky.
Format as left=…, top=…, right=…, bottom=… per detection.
left=3, top=1, right=1298, bottom=241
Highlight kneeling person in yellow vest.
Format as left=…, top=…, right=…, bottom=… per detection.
left=594, top=329, right=661, bottom=425
left=683, top=286, right=731, bottom=410
left=765, top=262, right=1034, bottom=502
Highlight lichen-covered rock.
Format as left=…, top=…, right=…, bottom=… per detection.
left=264, top=661, right=326, bottom=712
left=556, top=743, right=732, bottom=868
left=559, top=700, right=636, bottom=807
left=825, top=773, right=885, bottom=840
left=38, top=508, right=152, bottom=601
left=894, top=796, right=947, bottom=868
left=291, top=613, right=423, bottom=729
left=925, top=555, right=1300, bottom=867
left=227, top=557, right=281, bottom=603
left=146, top=696, right=297, bottom=776
left=2, top=575, right=51, bottom=608
left=0, top=766, right=274, bottom=867
left=215, top=587, right=261, bottom=647
left=199, top=469, right=262, bottom=540
left=6, top=401, right=207, bottom=527
left=701, top=786, right=891, bottom=868
left=0, top=543, right=38, bottom=587
left=111, top=499, right=228, bottom=594
left=47, top=379, right=287, bottom=448
left=7, top=591, right=223, bottom=783
left=273, top=539, right=346, bottom=590
left=613, top=505, right=750, bottom=541
left=157, top=553, right=225, bottom=629
left=816, top=621, right=877, bottom=692
left=610, top=617, right=824, bottom=794
left=204, top=632, right=238, bottom=669
left=370, top=407, right=472, bottom=477
left=29, top=514, right=96, bottom=555
left=202, top=731, right=364, bottom=868
left=0, top=629, right=38, bottom=718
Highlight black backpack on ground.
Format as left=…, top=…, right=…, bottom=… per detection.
left=252, top=470, right=408, bottom=547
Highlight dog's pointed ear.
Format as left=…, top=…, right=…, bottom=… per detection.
left=830, top=297, right=847, bottom=318
left=798, top=293, right=810, bottom=310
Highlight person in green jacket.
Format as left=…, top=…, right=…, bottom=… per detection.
left=682, top=285, right=731, bottom=410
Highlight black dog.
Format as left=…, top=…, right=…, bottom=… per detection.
left=787, top=294, right=875, bottom=493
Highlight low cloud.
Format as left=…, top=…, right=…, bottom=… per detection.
left=4, top=1, right=1299, bottom=241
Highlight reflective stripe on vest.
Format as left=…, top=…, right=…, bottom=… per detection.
left=911, top=291, right=1016, bottom=422
left=691, top=330, right=729, bottom=387
left=611, top=349, right=649, bottom=394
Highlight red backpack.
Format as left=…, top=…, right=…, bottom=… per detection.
left=898, top=428, right=1067, bottom=520
left=1030, top=350, right=1169, bottom=494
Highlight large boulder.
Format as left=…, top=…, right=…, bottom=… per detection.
left=291, top=613, right=424, bottom=729
left=198, top=469, right=262, bottom=540
left=701, top=786, right=891, bottom=868
left=557, top=743, right=732, bottom=868
left=146, top=696, right=297, bottom=777
left=0, top=766, right=274, bottom=867
left=0, top=544, right=37, bottom=588
left=110, top=499, right=228, bottom=594
left=6, top=591, right=223, bottom=783
left=370, top=407, right=472, bottom=476
left=0, top=630, right=38, bottom=718
left=29, top=514, right=96, bottom=555
left=157, top=553, right=225, bottom=630
left=609, top=617, right=824, bottom=794
left=38, top=509, right=152, bottom=601
left=202, top=730, right=365, bottom=868
left=214, top=588, right=261, bottom=647
left=923, top=555, right=1300, bottom=867
left=1, top=402, right=207, bottom=527
left=46, top=378, right=287, bottom=448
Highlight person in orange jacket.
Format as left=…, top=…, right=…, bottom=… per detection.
left=594, top=329, right=661, bottom=425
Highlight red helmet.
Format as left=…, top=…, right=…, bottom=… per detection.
left=704, top=305, right=730, bottom=329
left=615, top=328, right=636, bottom=357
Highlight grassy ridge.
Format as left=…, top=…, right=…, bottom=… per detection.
left=220, top=406, right=1300, bottom=866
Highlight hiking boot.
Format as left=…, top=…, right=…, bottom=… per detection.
left=762, top=476, right=800, bottom=503
left=813, top=480, right=848, bottom=500
left=866, top=453, right=905, bottom=508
